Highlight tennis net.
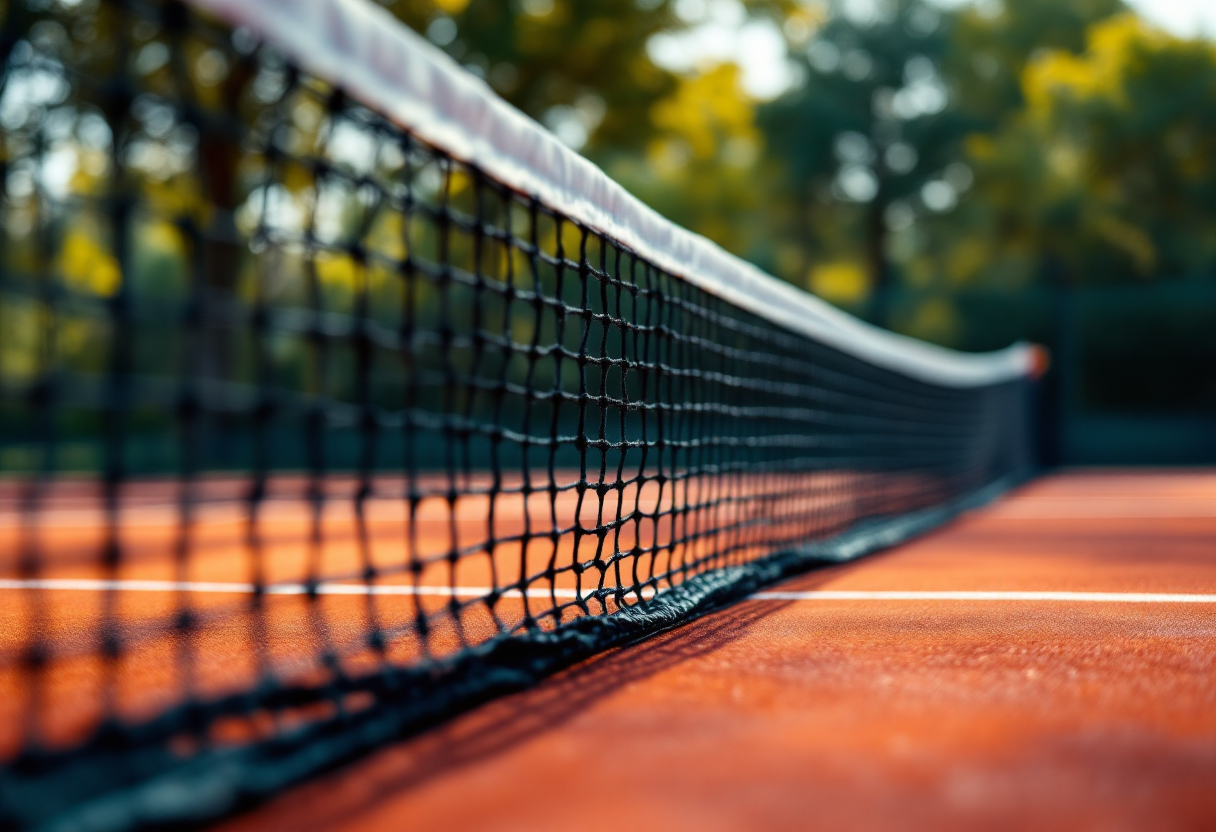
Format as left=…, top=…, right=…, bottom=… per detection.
left=0, top=0, right=1040, bottom=828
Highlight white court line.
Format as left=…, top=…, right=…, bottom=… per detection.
left=977, top=511, right=1216, bottom=520
left=3, top=580, right=1216, bottom=604
left=972, top=513, right=1216, bottom=520
left=751, top=590, right=1216, bottom=603
left=0, top=578, right=585, bottom=599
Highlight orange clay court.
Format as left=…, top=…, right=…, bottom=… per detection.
left=6, top=469, right=1216, bottom=829
left=221, top=469, right=1216, bottom=832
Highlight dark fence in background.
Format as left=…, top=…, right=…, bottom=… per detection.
left=858, top=277, right=1216, bottom=466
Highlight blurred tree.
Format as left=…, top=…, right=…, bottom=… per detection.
left=909, top=10, right=1216, bottom=290
left=382, top=0, right=680, bottom=155
left=380, top=0, right=789, bottom=154
left=607, top=64, right=770, bottom=259
left=380, top=0, right=796, bottom=256
left=757, top=0, right=967, bottom=321
left=1018, top=14, right=1216, bottom=280
left=904, top=0, right=1129, bottom=291
left=755, top=0, right=1136, bottom=311
left=945, top=0, right=1126, bottom=124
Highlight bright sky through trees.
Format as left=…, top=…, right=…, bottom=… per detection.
left=1109, top=0, right=1216, bottom=38
left=658, top=0, right=1216, bottom=104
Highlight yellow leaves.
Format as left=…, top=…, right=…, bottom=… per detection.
left=722, top=136, right=758, bottom=169
left=193, top=49, right=229, bottom=88
left=1005, top=10, right=1216, bottom=279
left=1092, top=214, right=1156, bottom=274
left=902, top=298, right=959, bottom=344
left=315, top=252, right=361, bottom=292
left=645, top=136, right=692, bottom=179
left=649, top=65, right=758, bottom=164
left=1, top=297, right=101, bottom=385
left=774, top=245, right=803, bottom=282
left=142, top=219, right=183, bottom=251
left=0, top=298, right=40, bottom=381
left=945, top=238, right=991, bottom=283
left=68, top=149, right=110, bottom=197
left=432, top=0, right=469, bottom=13
left=783, top=6, right=825, bottom=48
left=1046, top=141, right=1081, bottom=182
left=622, top=64, right=766, bottom=261
left=1023, top=13, right=1195, bottom=120
left=515, top=0, right=569, bottom=49
left=808, top=260, right=868, bottom=304
left=519, top=0, right=563, bottom=22
left=1024, top=50, right=1101, bottom=117
left=1086, top=12, right=1146, bottom=52
left=448, top=168, right=473, bottom=199
left=57, top=221, right=190, bottom=299
left=59, top=229, right=121, bottom=297
left=145, top=176, right=208, bottom=225
left=366, top=211, right=406, bottom=263
left=1028, top=14, right=1143, bottom=101
left=580, top=18, right=617, bottom=51
left=558, top=220, right=583, bottom=261
left=280, top=159, right=315, bottom=195
left=286, top=98, right=325, bottom=158
left=964, top=133, right=995, bottom=161
left=1023, top=15, right=1132, bottom=118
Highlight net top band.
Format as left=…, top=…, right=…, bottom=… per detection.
left=191, top=0, right=1037, bottom=388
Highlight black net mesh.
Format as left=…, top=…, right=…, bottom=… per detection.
left=0, top=0, right=1034, bottom=828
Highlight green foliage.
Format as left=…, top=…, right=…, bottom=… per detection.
left=757, top=0, right=968, bottom=305
left=5, top=0, right=1216, bottom=445
left=1020, top=15, right=1216, bottom=279
left=375, top=0, right=1216, bottom=300
left=381, top=0, right=680, bottom=154
left=381, top=0, right=796, bottom=151
left=609, top=63, right=770, bottom=260
left=378, top=0, right=795, bottom=260
left=946, top=0, right=1126, bottom=122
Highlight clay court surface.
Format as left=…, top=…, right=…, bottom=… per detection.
left=4, top=469, right=1216, bottom=829
left=209, top=469, right=1216, bottom=832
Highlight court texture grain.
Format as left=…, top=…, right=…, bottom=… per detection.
left=5, top=470, right=1215, bottom=830
left=219, top=469, right=1216, bottom=832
